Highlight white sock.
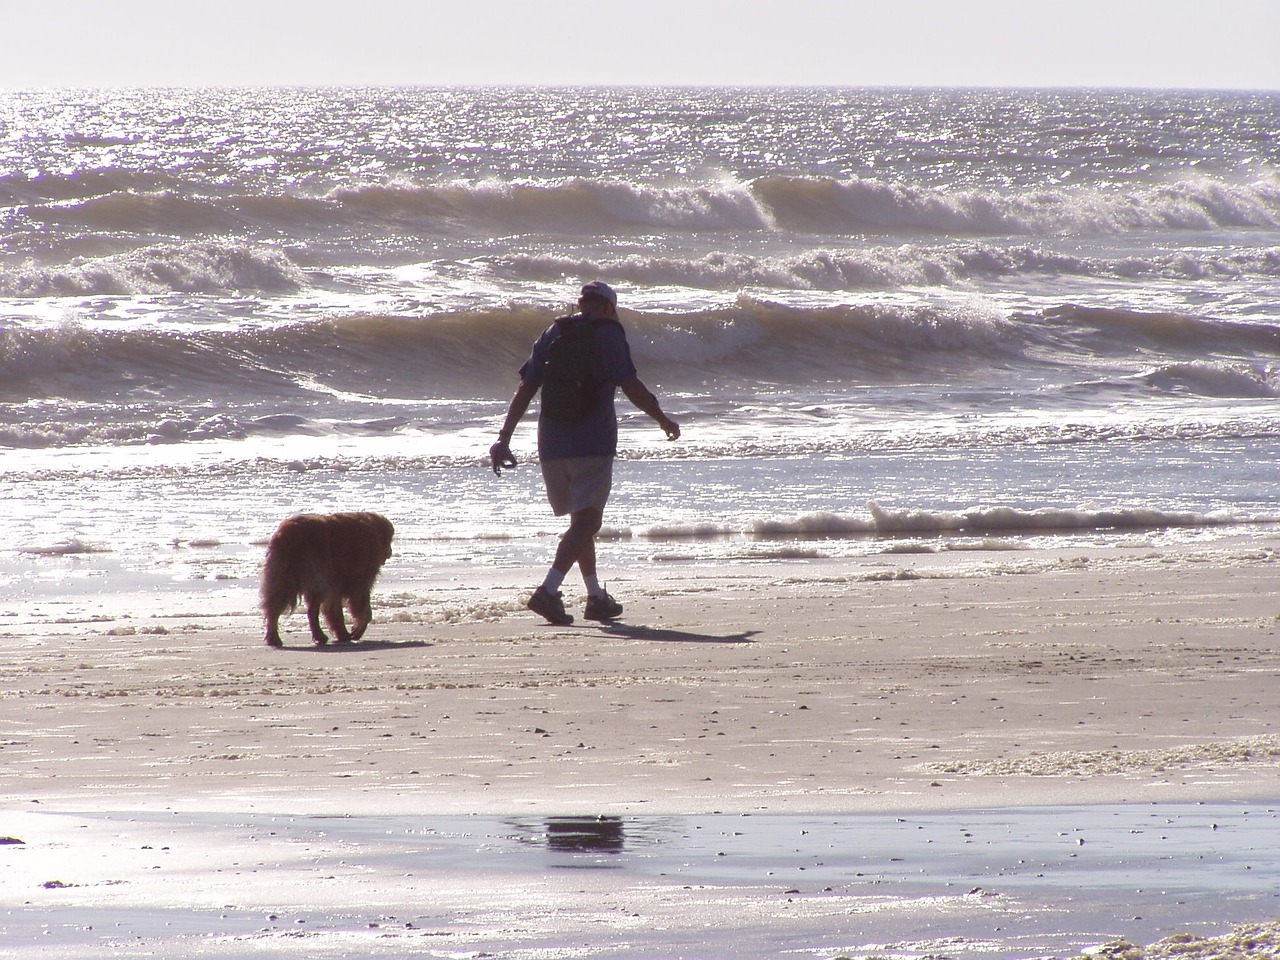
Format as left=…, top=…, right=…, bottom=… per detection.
left=542, top=568, right=565, bottom=594
left=582, top=573, right=604, bottom=598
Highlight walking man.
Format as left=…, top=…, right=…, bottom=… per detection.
left=490, top=281, right=680, bottom=625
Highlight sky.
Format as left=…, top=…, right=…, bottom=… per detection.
left=5, top=0, right=1279, bottom=91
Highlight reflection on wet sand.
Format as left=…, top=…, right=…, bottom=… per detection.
left=511, top=816, right=627, bottom=855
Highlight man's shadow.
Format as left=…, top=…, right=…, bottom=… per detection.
left=591, top=622, right=759, bottom=644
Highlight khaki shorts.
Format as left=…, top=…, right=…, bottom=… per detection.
left=540, top=455, right=613, bottom=517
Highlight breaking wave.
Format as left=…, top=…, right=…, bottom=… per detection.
left=3, top=296, right=1277, bottom=415
left=1038, top=304, right=1280, bottom=356
left=861, top=501, right=1238, bottom=534
left=0, top=296, right=1022, bottom=410
left=630, top=502, right=1257, bottom=542
left=5, top=239, right=1277, bottom=301
left=0, top=243, right=307, bottom=297
left=753, top=174, right=1280, bottom=235
left=10, top=173, right=1279, bottom=245
left=492, top=243, right=1280, bottom=293
left=1141, top=362, right=1280, bottom=398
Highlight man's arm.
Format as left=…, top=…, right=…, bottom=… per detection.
left=619, top=375, right=680, bottom=440
left=498, top=379, right=539, bottom=441
left=490, top=379, right=540, bottom=474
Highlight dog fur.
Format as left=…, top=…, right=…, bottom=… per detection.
left=261, top=511, right=394, bottom=648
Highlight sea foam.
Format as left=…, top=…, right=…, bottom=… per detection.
left=0, top=242, right=306, bottom=297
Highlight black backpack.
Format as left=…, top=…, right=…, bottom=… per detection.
left=540, top=316, right=623, bottom=422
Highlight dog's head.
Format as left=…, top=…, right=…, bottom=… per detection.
left=370, top=513, right=395, bottom=561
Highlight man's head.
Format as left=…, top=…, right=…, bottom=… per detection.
left=578, top=281, right=618, bottom=315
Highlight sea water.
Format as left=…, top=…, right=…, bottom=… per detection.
left=2, top=86, right=1278, bottom=592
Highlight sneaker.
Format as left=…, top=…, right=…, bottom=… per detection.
left=528, top=585, right=573, bottom=625
left=583, top=591, right=623, bottom=621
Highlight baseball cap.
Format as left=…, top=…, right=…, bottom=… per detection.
left=580, top=281, right=617, bottom=307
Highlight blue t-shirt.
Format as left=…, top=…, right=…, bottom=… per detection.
left=519, top=314, right=637, bottom=461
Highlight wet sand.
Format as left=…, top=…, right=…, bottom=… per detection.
left=5, top=804, right=1279, bottom=959
left=3, top=541, right=1279, bottom=956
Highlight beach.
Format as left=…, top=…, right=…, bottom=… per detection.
left=4, top=540, right=1280, bottom=957
left=6, top=542, right=1280, bottom=815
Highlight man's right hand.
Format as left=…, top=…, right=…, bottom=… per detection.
left=489, top=440, right=517, bottom=475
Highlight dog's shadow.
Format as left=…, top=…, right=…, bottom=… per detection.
left=592, top=622, right=759, bottom=644
left=278, top=639, right=433, bottom=653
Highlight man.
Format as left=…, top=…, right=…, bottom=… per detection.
left=490, top=281, right=680, bottom=625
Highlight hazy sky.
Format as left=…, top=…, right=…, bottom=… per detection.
left=6, top=0, right=1279, bottom=90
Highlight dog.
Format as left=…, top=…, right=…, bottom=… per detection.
left=261, top=512, right=394, bottom=648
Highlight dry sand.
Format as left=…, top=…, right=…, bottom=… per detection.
left=3, top=539, right=1280, bottom=958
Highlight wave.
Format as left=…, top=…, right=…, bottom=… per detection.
left=763, top=502, right=1243, bottom=538
left=0, top=242, right=307, bottom=296
left=17, top=537, right=106, bottom=556
left=754, top=174, right=1280, bottom=236
left=630, top=502, right=1252, bottom=542
left=26, top=189, right=250, bottom=234
left=1141, top=362, right=1280, bottom=398
left=492, top=243, right=1280, bottom=293
left=625, top=300, right=1280, bottom=378
left=0, top=408, right=421, bottom=450
left=399, top=172, right=1280, bottom=238
left=5, top=237, right=1278, bottom=301
left=0, top=305, right=549, bottom=411
left=9, top=178, right=772, bottom=239
left=862, top=501, right=1238, bottom=534
left=313, top=172, right=1280, bottom=237
left=1037, top=304, right=1280, bottom=356
left=326, top=178, right=772, bottom=233
left=0, top=168, right=168, bottom=205
left=10, top=172, right=1280, bottom=245
left=626, top=297, right=1020, bottom=376
left=0, top=295, right=1021, bottom=448
left=0, top=296, right=1023, bottom=406
left=4, top=297, right=1277, bottom=413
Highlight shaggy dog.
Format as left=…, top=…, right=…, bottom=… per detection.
left=261, top=512, right=394, bottom=648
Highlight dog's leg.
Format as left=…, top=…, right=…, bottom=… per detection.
left=305, top=593, right=330, bottom=645
left=323, top=596, right=353, bottom=644
left=348, top=590, right=373, bottom=642
left=260, top=560, right=295, bottom=648
left=262, top=596, right=285, bottom=648
left=264, top=616, right=284, bottom=648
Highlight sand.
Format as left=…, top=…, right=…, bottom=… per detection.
left=3, top=538, right=1280, bottom=957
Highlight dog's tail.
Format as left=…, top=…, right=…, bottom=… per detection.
left=260, top=530, right=306, bottom=619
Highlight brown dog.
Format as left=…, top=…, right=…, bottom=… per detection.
left=261, top=512, right=394, bottom=648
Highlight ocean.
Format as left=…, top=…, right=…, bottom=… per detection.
left=2, top=86, right=1279, bottom=598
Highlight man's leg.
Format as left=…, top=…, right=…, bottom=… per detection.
left=553, top=510, right=622, bottom=621
left=553, top=507, right=602, bottom=574
left=529, top=507, right=602, bottom=625
left=579, top=538, right=597, bottom=579
left=566, top=511, right=623, bottom=621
